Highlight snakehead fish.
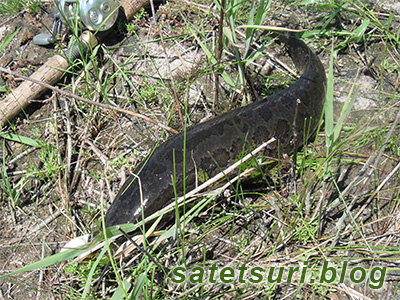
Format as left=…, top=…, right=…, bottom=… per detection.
left=105, top=35, right=326, bottom=227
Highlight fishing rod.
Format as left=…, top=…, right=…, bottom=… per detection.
left=0, top=0, right=150, bottom=127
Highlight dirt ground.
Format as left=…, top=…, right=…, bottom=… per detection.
left=0, top=0, right=400, bottom=299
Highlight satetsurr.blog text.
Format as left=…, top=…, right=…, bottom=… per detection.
left=170, top=261, right=386, bottom=289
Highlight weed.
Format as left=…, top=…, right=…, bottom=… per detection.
left=64, top=258, right=109, bottom=289
left=0, top=0, right=39, bottom=15
left=0, top=0, right=24, bottom=15
left=0, top=154, right=25, bottom=211
left=37, top=142, right=61, bottom=179
left=124, top=7, right=147, bottom=34
left=0, top=29, right=19, bottom=93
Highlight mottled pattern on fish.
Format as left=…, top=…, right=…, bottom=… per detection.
left=105, top=35, right=326, bottom=227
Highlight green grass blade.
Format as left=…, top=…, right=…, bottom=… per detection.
left=192, top=32, right=236, bottom=88
left=324, top=40, right=335, bottom=155
left=0, top=132, right=40, bottom=147
left=237, top=24, right=304, bottom=32
left=110, top=278, right=133, bottom=300
left=0, top=28, right=20, bottom=51
left=244, top=0, right=271, bottom=57
left=81, top=246, right=108, bottom=300
left=130, top=273, right=146, bottom=299
left=254, top=0, right=271, bottom=25
left=0, top=244, right=98, bottom=278
left=332, top=87, right=357, bottom=145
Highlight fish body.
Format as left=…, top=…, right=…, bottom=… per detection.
left=105, top=35, right=326, bottom=227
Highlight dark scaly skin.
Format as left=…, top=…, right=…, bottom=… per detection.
left=105, top=35, right=326, bottom=227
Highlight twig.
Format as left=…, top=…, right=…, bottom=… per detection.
left=0, top=67, right=179, bottom=135
left=117, top=226, right=164, bottom=270
left=29, top=210, right=62, bottom=236
left=69, top=128, right=88, bottom=193
left=352, top=160, right=400, bottom=222
left=64, top=99, right=73, bottom=183
left=7, top=147, right=36, bottom=165
left=86, top=139, right=116, bottom=173
left=330, top=105, right=400, bottom=248
left=145, top=138, right=276, bottom=221
left=36, top=236, right=45, bottom=300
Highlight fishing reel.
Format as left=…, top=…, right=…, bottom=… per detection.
left=57, top=0, right=120, bottom=31
left=34, top=0, right=120, bottom=45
